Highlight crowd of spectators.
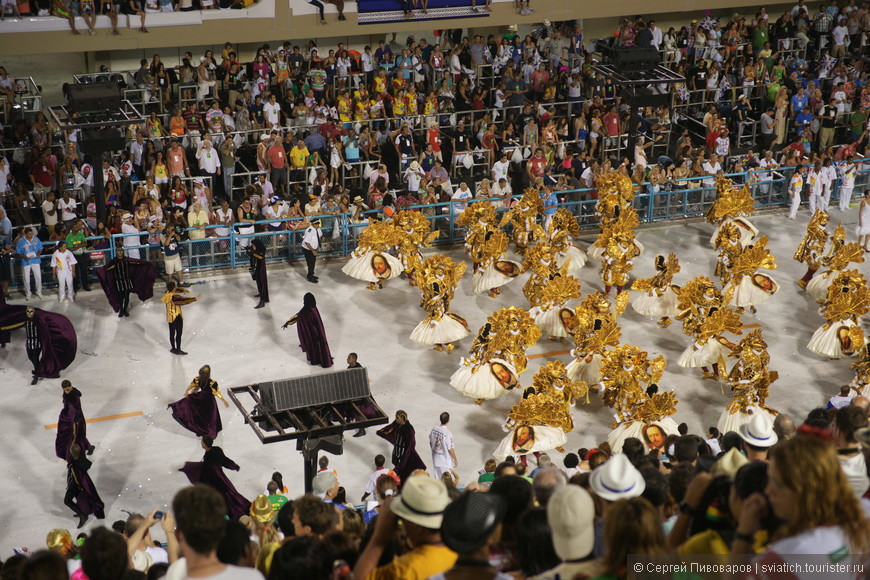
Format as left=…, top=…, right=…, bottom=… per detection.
left=1, top=7, right=870, bottom=292
left=7, top=400, right=870, bottom=580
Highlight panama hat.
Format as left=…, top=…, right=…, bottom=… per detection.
left=738, top=413, right=778, bottom=448
left=589, top=454, right=646, bottom=501
left=710, top=447, right=750, bottom=479
left=250, top=495, right=274, bottom=524
left=390, top=475, right=450, bottom=529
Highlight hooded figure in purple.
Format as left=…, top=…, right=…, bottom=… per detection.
left=248, top=237, right=269, bottom=309
left=56, top=380, right=95, bottom=461
left=179, top=436, right=251, bottom=521
left=95, top=247, right=159, bottom=318
left=0, top=304, right=77, bottom=385
left=282, top=292, right=333, bottom=368
left=168, top=365, right=229, bottom=440
left=65, top=443, right=105, bottom=529
left=376, top=410, right=426, bottom=485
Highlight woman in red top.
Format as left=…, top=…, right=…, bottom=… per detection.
left=169, top=176, right=189, bottom=210
left=527, top=147, right=547, bottom=180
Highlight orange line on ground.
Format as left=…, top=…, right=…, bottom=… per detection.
left=744, top=323, right=762, bottom=329
left=529, top=349, right=572, bottom=360
left=44, top=411, right=144, bottom=430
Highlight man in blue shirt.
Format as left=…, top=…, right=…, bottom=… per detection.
left=15, top=227, right=44, bottom=300
left=790, top=86, right=809, bottom=117
left=795, top=106, right=814, bottom=132
left=541, top=187, right=559, bottom=230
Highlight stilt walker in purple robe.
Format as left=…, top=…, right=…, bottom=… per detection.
left=248, top=238, right=269, bottom=309
left=0, top=305, right=77, bottom=385
left=65, top=443, right=105, bottom=529
left=56, top=380, right=95, bottom=460
left=282, top=292, right=333, bottom=368
left=376, top=410, right=426, bottom=485
left=168, top=365, right=228, bottom=440
left=95, top=247, right=158, bottom=318
left=180, top=436, right=251, bottom=521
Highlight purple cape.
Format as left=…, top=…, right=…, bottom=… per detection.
left=0, top=306, right=77, bottom=378
left=179, top=446, right=250, bottom=520
left=69, top=456, right=105, bottom=518
left=56, top=388, right=92, bottom=460
left=168, top=380, right=222, bottom=440
left=95, top=257, right=159, bottom=313
left=295, top=306, right=333, bottom=368
left=376, top=420, right=426, bottom=484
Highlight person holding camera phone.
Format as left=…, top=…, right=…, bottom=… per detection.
left=125, top=509, right=178, bottom=573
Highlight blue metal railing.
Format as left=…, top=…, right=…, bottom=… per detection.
left=4, top=167, right=870, bottom=292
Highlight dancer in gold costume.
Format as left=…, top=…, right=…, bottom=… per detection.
left=450, top=306, right=541, bottom=402
left=494, top=361, right=588, bottom=463
left=409, top=255, right=469, bottom=352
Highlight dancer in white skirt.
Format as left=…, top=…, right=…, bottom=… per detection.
left=450, top=306, right=541, bottom=402
left=597, top=344, right=680, bottom=453
left=717, top=329, right=779, bottom=434
left=547, top=208, right=587, bottom=275
left=631, top=253, right=681, bottom=327
left=341, top=220, right=404, bottom=290
left=458, top=202, right=521, bottom=297
left=806, top=226, right=865, bottom=301
left=856, top=189, right=870, bottom=251
left=529, top=266, right=582, bottom=341
left=706, top=175, right=758, bottom=248
left=721, top=235, right=779, bottom=313
left=675, top=276, right=744, bottom=379
left=410, top=255, right=470, bottom=353
left=493, top=361, right=588, bottom=465
left=566, top=292, right=626, bottom=386
left=807, top=269, right=869, bottom=359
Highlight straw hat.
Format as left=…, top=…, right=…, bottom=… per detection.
left=390, top=475, right=450, bottom=529
left=250, top=495, right=274, bottom=524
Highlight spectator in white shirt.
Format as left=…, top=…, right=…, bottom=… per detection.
left=263, top=93, right=281, bottom=129
left=429, top=412, right=458, bottom=480
left=404, top=160, right=426, bottom=193
left=702, top=154, right=722, bottom=188
left=58, top=190, right=79, bottom=228
left=492, top=152, right=510, bottom=184
left=451, top=182, right=473, bottom=213
left=828, top=385, right=854, bottom=409
left=492, top=177, right=513, bottom=202
left=42, top=191, right=59, bottom=229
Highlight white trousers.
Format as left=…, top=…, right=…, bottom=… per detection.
left=809, top=190, right=820, bottom=214
left=22, top=263, right=42, bottom=297
left=840, top=186, right=853, bottom=212
left=57, top=272, right=74, bottom=301
left=821, top=186, right=831, bottom=210
left=789, top=193, right=801, bottom=219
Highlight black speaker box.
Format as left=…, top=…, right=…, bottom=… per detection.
left=622, top=86, right=670, bottom=108
left=80, top=128, right=126, bottom=153
left=613, top=47, right=661, bottom=74
left=69, top=82, right=122, bottom=114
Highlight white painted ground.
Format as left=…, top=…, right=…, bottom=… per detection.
left=1, top=206, right=867, bottom=554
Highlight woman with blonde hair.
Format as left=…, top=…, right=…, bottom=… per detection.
left=734, top=431, right=870, bottom=561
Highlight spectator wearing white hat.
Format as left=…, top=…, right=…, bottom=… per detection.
left=737, top=413, right=778, bottom=461
left=353, top=475, right=456, bottom=580
left=588, top=454, right=646, bottom=558
left=529, top=485, right=598, bottom=580
left=311, top=470, right=342, bottom=505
